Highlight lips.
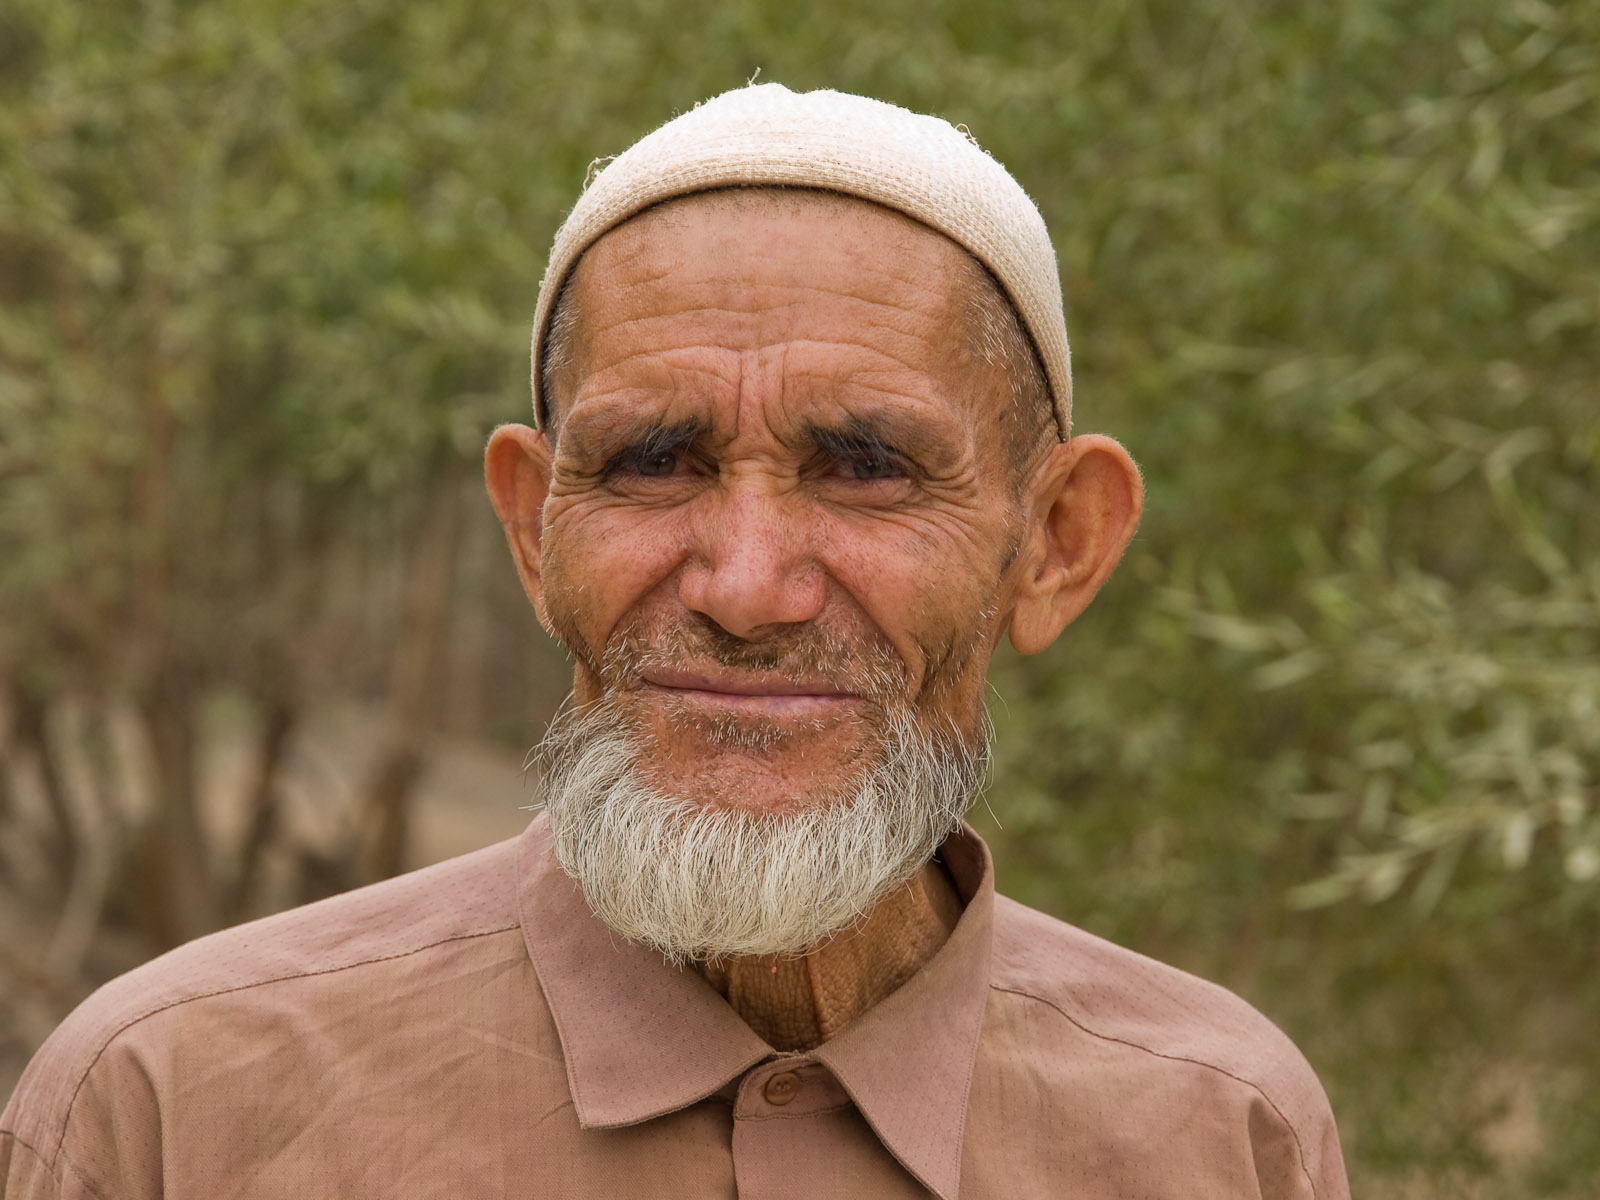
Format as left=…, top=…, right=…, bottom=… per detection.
left=638, top=665, right=867, bottom=718
left=641, top=665, right=857, bottom=698
left=600, top=615, right=907, bottom=718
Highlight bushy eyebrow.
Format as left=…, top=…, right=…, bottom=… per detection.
left=804, top=415, right=912, bottom=466
left=594, top=416, right=710, bottom=470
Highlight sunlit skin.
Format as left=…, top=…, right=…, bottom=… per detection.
left=487, top=192, right=1143, bottom=816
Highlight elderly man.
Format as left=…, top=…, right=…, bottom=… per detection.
left=3, top=86, right=1347, bottom=1199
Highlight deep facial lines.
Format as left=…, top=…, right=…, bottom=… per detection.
left=805, top=418, right=906, bottom=482
left=562, top=403, right=964, bottom=500
left=594, top=415, right=710, bottom=482
left=556, top=319, right=972, bottom=450
left=581, top=611, right=905, bottom=759
left=561, top=273, right=955, bottom=430
left=601, top=613, right=909, bottom=706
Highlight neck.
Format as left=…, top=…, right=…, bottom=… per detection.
left=698, top=859, right=964, bottom=1051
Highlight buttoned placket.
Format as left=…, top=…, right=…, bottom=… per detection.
left=729, top=1058, right=931, bottom=1198
left=520, top=816, right=995, bottom=1199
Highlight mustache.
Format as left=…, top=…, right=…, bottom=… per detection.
left=598, top=616, right=909, bottom=705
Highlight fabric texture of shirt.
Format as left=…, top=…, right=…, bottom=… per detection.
left=2, top=815, right=1349, bottom=1199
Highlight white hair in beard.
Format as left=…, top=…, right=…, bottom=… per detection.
left=535, top=697, right=990, bottom=964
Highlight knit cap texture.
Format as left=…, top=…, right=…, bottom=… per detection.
left=530, top=83, right=1072, bottom=435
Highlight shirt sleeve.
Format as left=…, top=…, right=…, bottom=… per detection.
left=2, top=1131, right=86, bottom=1200
left=1248, top=1089, right=1351, bottom=1200
left=3, top=1008, right=166, bottom=1200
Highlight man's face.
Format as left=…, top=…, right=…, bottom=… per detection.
left=531, top=192, right=1035, bottom=816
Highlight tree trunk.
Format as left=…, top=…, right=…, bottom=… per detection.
left=137, top=666, right=220, bottom=946
left=226, top=695, right=297, bottom=922
left=352, top=464, right=465, bottom=884
left=7, top=678, right=77, bottom=886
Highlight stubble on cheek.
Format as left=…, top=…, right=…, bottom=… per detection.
left=534, top=534, right=611, bottom=700
left=900, top=539, right=1013, bottom=743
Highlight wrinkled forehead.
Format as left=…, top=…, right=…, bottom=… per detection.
left=543, top=189, right=983, bottom=418
left=563, top=188, right=972, bottom=356
left=585, top=189, right=972, bottom=306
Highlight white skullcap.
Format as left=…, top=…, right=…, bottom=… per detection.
left=529, top=83, right=1072, bottom=436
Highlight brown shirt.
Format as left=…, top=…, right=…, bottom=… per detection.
left=2, top=816, right=1348, bottom=1199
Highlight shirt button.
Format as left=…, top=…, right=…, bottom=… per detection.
left=763, top=1071, right=801, bottom=1106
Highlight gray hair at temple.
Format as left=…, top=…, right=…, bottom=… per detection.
left=527, top=84, right=1072, bottom=449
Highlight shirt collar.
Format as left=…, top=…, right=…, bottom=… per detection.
left=517, top=814, right=994, bottom=1200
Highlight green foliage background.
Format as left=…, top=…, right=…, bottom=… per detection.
left=2, top=0, right=1596, bottom=1193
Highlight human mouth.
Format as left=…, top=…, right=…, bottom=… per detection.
left=638, top=666, right=866, bottom=717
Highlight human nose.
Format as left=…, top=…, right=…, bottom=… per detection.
left=677, top=480, right=824, bottom=640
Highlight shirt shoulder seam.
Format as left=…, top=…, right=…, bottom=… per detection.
left=51, top=921, right=521, bottom=1165
left=988, top=982, right=1320, bottom=1199
left=4, top=1127, right=109, bottom=1200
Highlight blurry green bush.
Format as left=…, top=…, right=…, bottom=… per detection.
left=0, top=0, right=1595, bottom=1193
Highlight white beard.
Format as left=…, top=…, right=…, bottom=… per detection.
left=534, top=698, right=989, bottom=964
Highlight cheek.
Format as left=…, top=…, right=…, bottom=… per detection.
left=820, top=516, right=1004, bottom=687
left=540, top=504, right=691, bottom=647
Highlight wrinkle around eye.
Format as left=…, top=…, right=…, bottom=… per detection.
left=808, top=470, right=916, bottom=511
left=553, top=409, right=713, bottom=483
left=604, top=451, right=713, bottom=495
left=827, top=451, right=905, bottom=483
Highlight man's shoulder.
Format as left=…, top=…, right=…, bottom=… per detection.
left=986, top=892, right=1343, bottom=1190
left=989, top=893, right=1304, bottom=1069
left=2, top=834, right=526, bottom=1155
left=66, top=831, right=526, bottom=1033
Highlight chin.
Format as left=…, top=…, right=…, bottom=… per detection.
left=645, top=716, right=890, bottom=815
left=638, top=754, right=860, bottom=819
left=534, top=694, right=989, bottom=962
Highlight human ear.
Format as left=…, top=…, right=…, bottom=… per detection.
left=484, top=423, right=555, bottom=628
left=1007, top=434, right=1144, bottom=655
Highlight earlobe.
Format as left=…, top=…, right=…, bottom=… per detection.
left=1008, top=434, right=1144, bottom=655
left=484, top=423, right=555, bottom=623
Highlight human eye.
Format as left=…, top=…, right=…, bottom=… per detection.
left=810, top=425, right=908, bottom=485
left=842, top=446, right=900, bottom=480
left=632, top=447, right=683, bottom=477
left=599, top=419, right=707, bottom=483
